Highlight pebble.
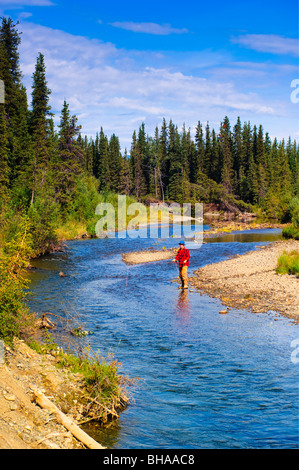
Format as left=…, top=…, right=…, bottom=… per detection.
left=219, top=310, right=228, bottom=314
left=4, top=394, right=16, bottom=401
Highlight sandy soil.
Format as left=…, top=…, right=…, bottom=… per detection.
left=122, top=248, right=177, bottom=265
left=0, top=339, right=87, bottom=449
left=190, top=239, right=299, bottom=319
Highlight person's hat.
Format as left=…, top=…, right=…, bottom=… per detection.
left=179, top=241, right=185, bottom=245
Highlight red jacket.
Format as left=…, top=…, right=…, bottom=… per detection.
left=175, top=247, right=190, bottom=267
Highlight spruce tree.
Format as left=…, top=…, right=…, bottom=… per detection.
left=137, top=123, right=150, bottom=194
left=149, top=126, right=165, bottom=200
left=256, top=125, right=267, bottom=201
left=204, top=122, right=212, bottom=179
left=55, top=101, right=83, bottom=212
left=0, top=102, right=9, bottom=202
left=119, top=149, right=132, bottom=196
left=194, top=121, right=205, bottom=178
left=0, top=17, right=31, bottom=190
left=209, top=129, right=221, bottom=183
left=219, top=116, right=234, bottom=193
left=29, top=53, right=53, bottom=205
left=167, top=120, right=188, bottom=202
left=232, top=117, right=243, bottom=192
left=159, top=118, right=169, bottom=194
left=109, top=133, right=122, bottom=192
left=129, top=130, right=146, bottom=199
left=98, top=128, right=110, bottom=190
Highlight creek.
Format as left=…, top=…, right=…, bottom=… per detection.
left=27, top=227, right=299, bottom=449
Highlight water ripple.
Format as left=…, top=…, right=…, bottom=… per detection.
left=28, top=229, right=299, bottom=449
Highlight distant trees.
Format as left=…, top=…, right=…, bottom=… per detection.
left=124, top=117, right=298, bottom=214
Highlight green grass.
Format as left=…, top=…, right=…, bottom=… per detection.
left=282, top=224, right=299, bottom=240
left=28, top=337, right=134, bottom=423
left=276, top=250, right=299, bottom=276
left=56, top=347, right=133, bottom=422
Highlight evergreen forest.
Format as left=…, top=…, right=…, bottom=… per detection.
left=0, top=17, right=298, bottom=257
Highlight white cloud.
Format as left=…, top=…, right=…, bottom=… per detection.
left=0, top=0, right=54, bottom=5
left=18, top=11, right=33, bottom=19
left=232, top=34, right=299, bottom=57
left=110, top=21, right=189, bottom=35
left=17, top=21, right=296, bottom=150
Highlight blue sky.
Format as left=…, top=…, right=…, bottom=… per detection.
left=1, top=0, right=298, bottom=150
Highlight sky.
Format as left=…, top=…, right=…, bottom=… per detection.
left=0, top=0, right=298, bottom=151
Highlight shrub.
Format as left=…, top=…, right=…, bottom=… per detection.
left=282, top=224, right=299, bottom=240
left=0, top=216, right=35, bottom=345
left=288, top=197, right=299, bottom=228
left=276, top=250, right=299, bottom=276
left=57, top=348, right=133, bottom=423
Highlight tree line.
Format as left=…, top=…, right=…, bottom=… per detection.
left=0, top=17, right=298, bottom=254
left=89, top=117, right=298, bottom=214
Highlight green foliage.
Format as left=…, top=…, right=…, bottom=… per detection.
left=282, top=225, right=299, bottom=240
left=276, top=250, right=299, bottom=276
left=68, top=174, right=101, bottom=222
left=282, top=197, right=299, bottom=239
left=27, top=197, right=59, bottom=255
left=287, top=197, right=299, bottom=227
left=57, top=347, right=129, bottom=416
left=0, top=216, right=34, bottom=345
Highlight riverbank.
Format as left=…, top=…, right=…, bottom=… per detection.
left=120, top=223, right=298, bottom=319
left=122, top=247, right=177, bottom=265
left=121, top=221, right=287, bottom=265
left=0, top=339, right=87, bottom=449
left=0, top=334, right=133, bottom=449
left=190, top=239, right=299, bottom=319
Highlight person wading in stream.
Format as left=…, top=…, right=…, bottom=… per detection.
left=172, top=241, right=190, bottom=289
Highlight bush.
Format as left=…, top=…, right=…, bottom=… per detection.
left=57, top=348, right=133, bottom=423
left=27, top=198, right=60, bottom=255
left=288, top=197, right=299, bottom=228
left=281, top=197, right=299, bottom=240
left=282, top=224, right=299, bottom=240
left=68, top=175, right=102, bottom=222
left=276, top=250, right=299, bottom=276
left=0, top=217, right=35, bottom=345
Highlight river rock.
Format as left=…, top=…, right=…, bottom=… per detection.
left=4, top=394, right=16, bottom=401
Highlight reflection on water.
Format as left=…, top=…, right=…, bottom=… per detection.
left=205, top=229, right=283, bottom=244
left=175, top=289, right=190, bottom=320
left=27, top=228, right=299, bottom=449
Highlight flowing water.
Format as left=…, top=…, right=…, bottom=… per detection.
left=27, top=228, right=299, bottom=449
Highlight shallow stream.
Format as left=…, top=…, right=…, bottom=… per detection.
left=27, top=227, right=299, bottom=449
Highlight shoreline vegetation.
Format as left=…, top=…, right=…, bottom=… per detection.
left=0, top=338, right=134, bottom=449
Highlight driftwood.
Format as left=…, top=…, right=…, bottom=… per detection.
left=38, top=314, right=56, bottom=329
left=31, top=386, right=105, bottom=449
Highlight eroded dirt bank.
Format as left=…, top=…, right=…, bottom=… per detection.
left=0, top=340, right=95, bottom=449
